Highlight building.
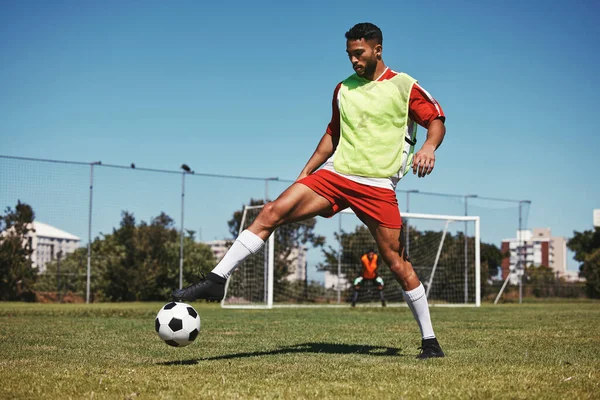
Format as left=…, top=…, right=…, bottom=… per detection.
left=324, top=271, right=351, bottom=291
left=204, top=239, right=232, bottom=262
left=283, top=246, right=308, bottom=282
left=501, top=228, right=567, bottom=283
left=27, top=222, right=81, bottom=273
left=594, top=209, right=600, bottom=228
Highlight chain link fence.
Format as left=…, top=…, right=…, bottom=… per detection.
left=1, top=154, right=543, bottom=303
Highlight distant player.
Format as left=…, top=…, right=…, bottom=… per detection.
left=173, top=22, right=446, bottom=359
left=351, top=249, right=386, bottom=307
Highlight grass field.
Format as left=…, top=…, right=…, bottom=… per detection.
left=1, top=301, right=599, bottom=399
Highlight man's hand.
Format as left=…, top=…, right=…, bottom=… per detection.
left=412, top=119, right=446, bottom=178
left=412, top=144, right=436, bottom=178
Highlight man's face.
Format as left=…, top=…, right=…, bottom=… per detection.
left=367, top=251, right=375, bottom=259
left=346, top=38, right=380, bottom=78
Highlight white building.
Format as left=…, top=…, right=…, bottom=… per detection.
left=324, top=271, right=350, bottom=290
left=594, top=209, right=600, bottom=228
left=27, top=222, right=81, bottom=273
left=284, top=246, right=308, bottom=282
left=501, top=228, right=567, bottom=283
left=204, top=239, right=232, bottom=262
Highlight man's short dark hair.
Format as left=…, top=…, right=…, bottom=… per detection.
left=345, top=23, right=383, bottom=45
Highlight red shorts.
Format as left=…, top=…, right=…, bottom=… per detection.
left=298, top=169, right=402, bottom=229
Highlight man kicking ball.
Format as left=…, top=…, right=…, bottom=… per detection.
left=173, top=22, right=447, bottom=359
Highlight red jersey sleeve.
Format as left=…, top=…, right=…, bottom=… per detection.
left=409, top=83, right=445, bottom=128
left=325, top=82, right=342, bottom=140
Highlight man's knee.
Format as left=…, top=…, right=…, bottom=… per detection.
left=261, top=202, right=277, bottom=218
left=389, top=259, right=414, bottom=278
left=256, top=202, right=284, bottom=228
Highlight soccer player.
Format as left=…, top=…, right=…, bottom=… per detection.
left=351, top=249, right=387, bottom=308
left=173, top=22, right=446, bottom=359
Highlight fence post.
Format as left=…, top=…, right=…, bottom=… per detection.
left=179, top=171, right=185, bottom=290
left=86, top=161, right=100, bottom=304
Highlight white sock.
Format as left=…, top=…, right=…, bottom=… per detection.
left=403, top=283, right=435, bottom=340
left=211, top=230, right=265, bottom=279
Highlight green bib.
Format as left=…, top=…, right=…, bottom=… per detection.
left=333, top=72, right=417, bottom=178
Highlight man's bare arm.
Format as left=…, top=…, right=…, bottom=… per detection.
left=412, top=119, right=446, bottom=178
left=297, top=133, right=337, bottom=180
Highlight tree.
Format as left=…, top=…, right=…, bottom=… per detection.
left=525, top=264, right=557, bottom=297
left=479, top=242, right=506, bottom=297
left=38, top=211, right=216, bottom=301
left=35, top=246, right=87, bottom=299
left=567, top=228, right=600, bottom=298
left=0, top=201, right=37, bottom=301
left=480, top=242, right=505, bottom=280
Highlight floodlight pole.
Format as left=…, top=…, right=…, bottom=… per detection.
left=179, top=172, right=185, bottom=289
left=86, top=161, right=101, bottom=304
left=464, top=194, right=478, bottom=303
left=493, top=198, right=532, bottom=305
left=517, top=200, right=531, bottom=304
left=57, top=250, right=62, bottom=303
left=179, top=165, right=193, bottom=290
left=264, top=177, right=278, bottom=202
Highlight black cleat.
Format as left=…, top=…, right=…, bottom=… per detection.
left=171, top=272, right=226, bottom=302
left=416, top=338, right=445, bottom=359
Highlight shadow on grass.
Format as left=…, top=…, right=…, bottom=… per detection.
left=157, top=342, right=405, bottom=365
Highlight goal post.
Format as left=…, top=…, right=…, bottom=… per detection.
left=391, top=211, right=481, bottom=307
left=221, top=205, right=480, bottom=309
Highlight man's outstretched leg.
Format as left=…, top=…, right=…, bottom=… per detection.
left=172, top=183, right=332, bottom=301
left=171, top=229, right=264, bottom=301
left=365, top=219, right=444, bottom=359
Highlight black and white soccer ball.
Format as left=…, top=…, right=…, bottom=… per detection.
left=155, top=302, right=201, bottom=347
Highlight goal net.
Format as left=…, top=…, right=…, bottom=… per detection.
left=221, top=205, right=480, bottom=308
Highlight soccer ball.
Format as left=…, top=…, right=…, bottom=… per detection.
left=155, top=302, right=201, bottom=347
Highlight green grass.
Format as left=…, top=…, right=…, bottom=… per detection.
left=1, top=302, right=599, bottom=399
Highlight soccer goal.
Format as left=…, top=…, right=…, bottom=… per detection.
left=221, top=205, right=480, bottom=309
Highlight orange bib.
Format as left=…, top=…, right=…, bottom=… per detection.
left=361, top=254, right=378, bottom=279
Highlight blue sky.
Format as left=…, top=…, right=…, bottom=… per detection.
left=1, top=0, right=599, bottom=272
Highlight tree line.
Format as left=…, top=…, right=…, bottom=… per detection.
left=1, top=200, right=599, bottom=301
left=0, top=202, right=216, bottom=301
